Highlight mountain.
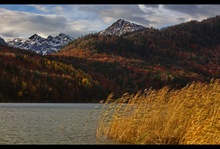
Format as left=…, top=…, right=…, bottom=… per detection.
left=2, top=16, right=220, bottom=102
left=0, top=37, right=8, bottom=46
left=54, top=15, right=220, bottom=97
left=7, top=33, right=74, bottom=55
left=99, top=19, right=147, bottom=36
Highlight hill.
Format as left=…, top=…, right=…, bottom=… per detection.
left=2, top=15, right=220, bottom=102
left=52, top=15, right=220, bottom=97
left=0, top=44, right=107, bottom=102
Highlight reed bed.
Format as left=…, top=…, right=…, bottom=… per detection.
left=96, top=79, right=220, bottom=144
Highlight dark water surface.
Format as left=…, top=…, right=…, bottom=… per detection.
left=0, top=103, right=104, bottom=144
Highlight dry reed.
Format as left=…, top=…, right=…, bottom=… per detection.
left=96, top=79, right=220, bottom=144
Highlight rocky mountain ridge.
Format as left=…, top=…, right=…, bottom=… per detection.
left=99, top=19, right=147, bottom=36
left=7, top=33, right=74, bottom=55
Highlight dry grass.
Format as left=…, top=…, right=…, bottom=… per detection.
left=96, top=79, right=220, bottom=144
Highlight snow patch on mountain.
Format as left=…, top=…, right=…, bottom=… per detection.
left=7, top=33, right=74, bottom=55
left=99, top=19, right=147, bottom=36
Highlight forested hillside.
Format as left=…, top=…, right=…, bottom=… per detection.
left=0, top=45, right=107, bottom=102
left=52, top=15, right=220, bottom=97
left=1, top=15, right=220, bottom=102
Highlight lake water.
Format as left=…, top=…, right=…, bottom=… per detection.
left=0, top=103, right=105, bottom=144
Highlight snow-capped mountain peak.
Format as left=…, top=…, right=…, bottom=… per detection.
left=99, top=19, right=147, bottom=36
left=47, top=35, right=53, bottom=40
left=28, top=34, right=45, bottom=43
left=29, top=34, right=40, bottom=39
left=7, top=33, right=75, bottom=55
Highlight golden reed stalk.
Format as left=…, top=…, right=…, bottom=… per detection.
left=96, top=79, right=220, bottom=144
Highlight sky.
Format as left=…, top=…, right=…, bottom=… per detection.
left=0, top=4, right=220, bottom=41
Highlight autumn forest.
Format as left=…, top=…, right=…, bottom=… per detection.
left=1, top=15, right=220, bottom=103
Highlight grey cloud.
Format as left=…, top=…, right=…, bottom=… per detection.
left=28, top=15, right=68, bottom=31
left=62, top=5, right=154, bottom=31
left=146, top=5, right=159, bottom=8
left=77, top=5, right=110, bottom=12
left=129, top=16, right=154, bottom=27
left=0, top=8, right=87, bottom=39
left=1, top=31, right=17, bottom=38
left=97, top=5, right=153, bottom=27
left=176, top=17, right=187, bottom=22
left=139, top=4, right=160, bottom=15
left=163, top=5, right=220, bottom=18
left=73, top=5, right=159, bottom=28
left=2, top=5, right=220, bottom=40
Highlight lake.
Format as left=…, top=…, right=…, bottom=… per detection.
left=0, top=103, right=106, bottom=144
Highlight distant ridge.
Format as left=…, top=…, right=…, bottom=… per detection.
left=7, top=33, right=74, bottom=55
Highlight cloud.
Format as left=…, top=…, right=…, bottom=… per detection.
left=138, top=4, right=161, bottom=15
left=79, top=5, right=153, bottom=27
left=77, top=5, right=192, bottom=28
left=1, top=5, right=220, bottom=41
left=0, top=8, right=69, bottom=39
left=31, top=5, right=49, bottom=13
left=136, top=5, right=200, bottom=28
left=163, top=5, right=220, bottom=18
left=137, top=5, right=220, bottom=28
left=0, top=7, right=103, bottom=41
left=53, top=6, right=63, bottom=12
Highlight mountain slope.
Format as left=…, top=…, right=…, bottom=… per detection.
left=0, top=45, right=107, bottom=102
left=7, top=33, right=74, bottom=55
left=0, top=37, right=7, bottom=46
left=99, top=19, right=147, bottom=36
left=54, top=16, right=220, bottom=97
left=2, top=16, right=220, bottom=102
